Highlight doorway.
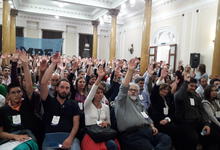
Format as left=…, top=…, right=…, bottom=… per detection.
left=79, top=34, right=93, bottom=58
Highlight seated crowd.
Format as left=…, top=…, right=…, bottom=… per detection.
left=0, top=51, right=220, bottom=150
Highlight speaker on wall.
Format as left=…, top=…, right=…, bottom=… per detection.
left=190, top=53, right=200, bottom=68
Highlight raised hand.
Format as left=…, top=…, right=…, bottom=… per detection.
left=51, top=53, right=61, bottom=64
left=160, top=68, right=168, bottom=79
left=128, top=58, right=137, bottom=71
left=40, top=59, right=48, bottom=72
left=19, top=50, right=29, bottom=63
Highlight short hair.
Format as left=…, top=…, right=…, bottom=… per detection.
left=129, top=82, right=140, bottom=92
left=189, top=78, right=197, bottom=84
left=2, top=66, right=10, bottom=71
left=199, top=77, right=207, bottom=83
left=159, top=83, right=170, bottom=91
left=7, top=83, right=21, bottom=93
left=56, top=78, right=70, bottom=87
left=134, top=77, right=144, bottom=83
left=210, top=78, right=220, bottom=85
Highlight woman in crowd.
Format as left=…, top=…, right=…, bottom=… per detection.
left=202, top=85, right=220, bottom=149
left=82, top=65, right=120, bottom=150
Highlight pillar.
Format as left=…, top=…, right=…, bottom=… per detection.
left=2, top=0, right=11, bottom=54
left=92, top=20, right=99, bottom=58
left=212, top=0, right=220, bottom=78
left=140, top=0, right=152, bottom=75
left=109, top=9, right=119, bottom=61
left=10, top=9, right=18, bottom=54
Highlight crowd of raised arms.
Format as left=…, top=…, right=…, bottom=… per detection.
left=0, top=50, right=220, bottom=150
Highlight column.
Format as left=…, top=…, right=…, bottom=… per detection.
left=140, top=0, right=152, bottom=75
left=109, top=9, right=119, bottom=61
left=92, top=20, right=99, bottom=58
left=212, top=0, right=220, bottom=78
left=10, top=9, right=18, bottom=54
left=2, top=0, right=11, bottom=54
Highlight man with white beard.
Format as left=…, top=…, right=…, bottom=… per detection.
left=114, top=58, right=171, bottom=150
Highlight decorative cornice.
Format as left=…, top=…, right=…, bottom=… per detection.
left=10, top=9, right=18, bottom=16
left=92, top=20, right=100, bottom=26
left=108, top=9, right=120, bottom=17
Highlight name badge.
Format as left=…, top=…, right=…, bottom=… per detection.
left=78, top=102, right=83, bottom=110
left=190, top=98, right=195, bottom=106
left=51, top=116, right=60, bottom=125
left=12, top=115, right=21, bottom=125
left=139, top=95, right=144, bottom=101
left=163, top=107, right=168, bottom=115
left=216, top=111, right=220, bottom=118
left=141, top=112, right=149, bottom=119
left=96, top=120, right=102, bottom=126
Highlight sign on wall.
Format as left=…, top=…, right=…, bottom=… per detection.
left=16, top=37, right=63, bottom=56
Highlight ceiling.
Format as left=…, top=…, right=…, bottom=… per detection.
left=9, top=0, right=178, bottom=23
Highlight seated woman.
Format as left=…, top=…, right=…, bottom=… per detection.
left=202, top=85, right=220, bottom=149
left=82, top=66, right=120, bottom=150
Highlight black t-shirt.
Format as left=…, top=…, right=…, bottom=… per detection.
left=0, top=92, right=41, bottom=133
left=42, top=95, right=80, bottom=133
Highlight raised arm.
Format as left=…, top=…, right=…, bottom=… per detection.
left=84, top=65, right=106, bottom=109
left=19, top=51, right=33, bottom=99
left=115, top=58, right=137, bottom=103
left=40, top=53, right=61, bottom=100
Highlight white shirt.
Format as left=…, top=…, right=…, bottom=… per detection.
left=84, top=84, right=110, bottom=126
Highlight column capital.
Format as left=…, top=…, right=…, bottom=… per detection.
left=108, top=9, right=120, bottom=17
left=10, top=9, right=18, bottom=17
left=92, top=20, right=99, bottom=27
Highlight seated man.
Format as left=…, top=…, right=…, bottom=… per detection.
left=40, top=53, right=81, bottom=150
left=0, top=51, right=40, bottom=149
left=114, top=58, right=171, bottom=150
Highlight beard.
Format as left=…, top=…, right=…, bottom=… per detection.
left=129, top=95, right=137, bottom=101
left=58, top=92, right=69, bottom=99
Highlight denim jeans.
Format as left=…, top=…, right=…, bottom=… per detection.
left=42, top=132, right=81, bottom=150
left=119, top=126, right=171, bottom=150
left=105, top=140, right=118, bottom=150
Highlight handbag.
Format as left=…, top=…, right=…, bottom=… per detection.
left=86, top=124, right=117, bottom=143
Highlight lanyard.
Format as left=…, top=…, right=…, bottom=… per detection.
left=97, top=108, right=101, bottom=121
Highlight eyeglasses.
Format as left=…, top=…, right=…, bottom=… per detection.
left=128, top=88, right=138, bottom=92
left=10, top=90, right=22, bottom=95
left=51, top=79, right=59, bottom=81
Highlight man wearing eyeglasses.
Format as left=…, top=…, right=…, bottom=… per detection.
left=114, top=58, right=171, bottom=150
left=0, top=51, right=42, bottom=149
left=48, top=73, right=61, bottom=98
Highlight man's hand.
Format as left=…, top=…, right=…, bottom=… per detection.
left=202, top=126, right=211, bottom=135
left=14, top=134, right=30, bottom=142
left=62, top=136, right=73, bottom=149
left=160, top=119, right=169, bottom=125
left=51, top=53, right=61, bottom=64
left=39, top=59, right=48, bottom=72
left=151, top=126, right=158, bottom=135
left=128, top=58, right=137, bottom=71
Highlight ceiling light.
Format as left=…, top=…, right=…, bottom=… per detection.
left=129, top=0, right=136, bottom=7
left=9, top=0, right=12, bottom=4
left=121, top=3, right=126, bottom=10
left=55, top=15, right=60, bottom=19
left=53, top=1, right=68, bottom=8
left=10, top=4, right=14, bottom=8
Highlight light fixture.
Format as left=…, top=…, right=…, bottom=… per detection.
left=10, top=4, right=14, bottom=8
left=129, top=0, right=136, bottom=7
left=55, top=15, right=60, bottom=19
left=121, top=3, right=126, bottom=10
left=9, top=0, right=12, bottom=4
left=53, top=1, right=68, bottom=8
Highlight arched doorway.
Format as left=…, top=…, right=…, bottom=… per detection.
left=150, top=28, right=177, bottom=72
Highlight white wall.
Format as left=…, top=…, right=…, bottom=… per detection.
left=119, top=0, right=218, bottom=75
